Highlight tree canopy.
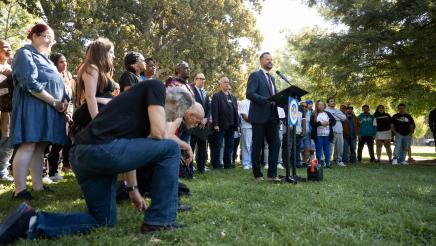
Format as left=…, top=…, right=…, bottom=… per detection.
left=1, top=0, right=263, bottom=99
left=280, top=0, right=436, bottom=115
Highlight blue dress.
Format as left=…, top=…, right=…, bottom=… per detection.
left=11, top=44, right=67, bottom=145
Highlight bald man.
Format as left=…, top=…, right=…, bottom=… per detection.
left=189, top=73, right=210, bottom=173
left=134, top=103, right=204, bottom=200
left=211, top=77, right=240, bottom=169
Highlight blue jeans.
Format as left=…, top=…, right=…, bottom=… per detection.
left=0, top=137, right=13, bottom=177
left=315, top=136, right=331, bottom=167
left=28, top=138, right=180, bottom=239
left=343, top=137, right=357, bottom=163
left=211, top=128, right=235, bottom=168
left=240, top=128, right=252, bottom=167
left=393, top=133, right=412, bottom=162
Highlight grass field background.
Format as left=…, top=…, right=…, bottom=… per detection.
left=0, top=148, right=435, bottom=245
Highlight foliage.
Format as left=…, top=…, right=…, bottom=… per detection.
left=1, top=0, right=263, bottom=98
left=0, top=0, right=41, bottom=50
left=0, top=160, right=435, bottom=245
left=414, top=115, right=428, bottom=139
left=281, top=0, right=436, bottom=116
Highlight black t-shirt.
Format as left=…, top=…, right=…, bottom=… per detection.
left=374, top=112, right=391, bottom=131
left=75, top=80, right=166, bottom=145
left=118, top=71, right=139, bottom=92
left=391, top=113, right=415, bottom=136
left=0, top=74, right=13, bottom=112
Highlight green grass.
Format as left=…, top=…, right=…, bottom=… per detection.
left=1, top=163, right=435, bottom=245
left=412, top=152, right=436, bottom=158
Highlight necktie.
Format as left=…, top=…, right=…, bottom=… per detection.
left=266, top=73, right=274, bottom=95
left=199, top=89, right=205, bottom=103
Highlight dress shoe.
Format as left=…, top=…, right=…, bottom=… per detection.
left=12, top=190, right=33, bottom=200
left=0, top=202, right=35, bottom=244
left=141, top=223, right=185, bottom=234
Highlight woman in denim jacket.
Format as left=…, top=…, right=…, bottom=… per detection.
left=11, top=24, right=68, bottom=199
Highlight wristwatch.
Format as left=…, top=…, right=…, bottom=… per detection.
left=126, top=185, right=138, bottom=192
left=51, top=100, right=57, bottom=107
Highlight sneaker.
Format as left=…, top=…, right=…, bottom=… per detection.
left=0, top=175, right=14, bottom=182
left=277, top=164, right=284, bottom=170
left=0, top=202, right=35, bottom=244
left=264, top=164, right=269, bottom=170
left=242, top=166, right=251, bottom=170
left=42, top=176, right=53, bottom=184
left=49, top=173, right=64, bottom=182
left=392, top=159, right=398, bottom=165
left=141, top=223, right=185, bottom=234
left=337, top=162, right=347, bottom=167
left=400, top=161, right=409, bottom=165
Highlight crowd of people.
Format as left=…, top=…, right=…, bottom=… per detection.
left=0, top=23, right=432, bottom=244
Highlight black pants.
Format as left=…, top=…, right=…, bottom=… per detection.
left=232, top=136, right=240, bottom=165
left=358, top=136, right=375, bottom=161
left=190, top=135, right=208, bottom=172
left=251, top=121, right=280, bottom=178
left=211, top=128, right=235, bottom=169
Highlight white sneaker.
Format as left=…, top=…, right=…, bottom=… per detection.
left=264, top=164, right=269, bottom=169
left=277, top=164, right=284, bottom=170
left=400, top=161, right=409, bottom=165
left=391, top=159, right=398, bottom=165
left=0, top=175, right=13, bottom=182
left=337, top=162, right=347, bottom=167
left=42, top=176, right=54, bottom=184
left=243, top=166, right=251, bottom=170
left=49, top=173, right=64, bottom=182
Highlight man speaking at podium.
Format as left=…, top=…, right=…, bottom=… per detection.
left=246, top=52, right=280, bottom=182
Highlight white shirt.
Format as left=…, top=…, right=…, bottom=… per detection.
left=325, top=107, right=346, bottom=133
left=316, top=112, right=330, bottom=136
left=260, top=67, right=275, bottom=94
left=239, top=99, right=252, bottom=129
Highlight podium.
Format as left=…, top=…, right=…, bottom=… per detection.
left=268, top=86, right=308, bottom=183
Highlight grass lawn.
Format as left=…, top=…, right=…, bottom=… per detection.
left=1, top=162, right=435, bottom=245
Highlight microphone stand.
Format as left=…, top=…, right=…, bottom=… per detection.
left=275, top=71, right=306, bottom=183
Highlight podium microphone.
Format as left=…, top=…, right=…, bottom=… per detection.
left=276, top=70, right=292, bottom=86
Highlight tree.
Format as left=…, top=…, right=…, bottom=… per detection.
left=3, top=0, right=263, bottom=98
left=281, top=0, right=436, bottom=115
left=0, top=0, right=40, bottom=50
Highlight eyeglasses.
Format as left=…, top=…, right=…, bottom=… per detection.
left=39, top=34, right=56, bottom=44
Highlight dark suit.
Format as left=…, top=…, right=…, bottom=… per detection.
left=246, top=69, right=280, bottom=178
left=189, top=85, right=210, bottom=173
left=211, top=91, right=239, bottom=169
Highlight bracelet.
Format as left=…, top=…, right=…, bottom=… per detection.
left=51, top=100, right=57, bottom=107
left=126, top=185, right=138, bottom=192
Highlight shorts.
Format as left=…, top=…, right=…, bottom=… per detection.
left=376, top=130, right=391, bottom=140
left=301, top=135, right=315, bottom=150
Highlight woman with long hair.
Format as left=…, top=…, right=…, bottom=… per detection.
left=374, top=105, right=393, bottom=162
left=73, top=38, right=115, bottom=127
left=11, top=23, right=68, bottom=199
left=45, top=53, right=75, bottom=179
left=310, top=100, right=336, bottom=168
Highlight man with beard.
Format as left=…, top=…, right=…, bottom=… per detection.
left=246, top=52, right=280, bottom=182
